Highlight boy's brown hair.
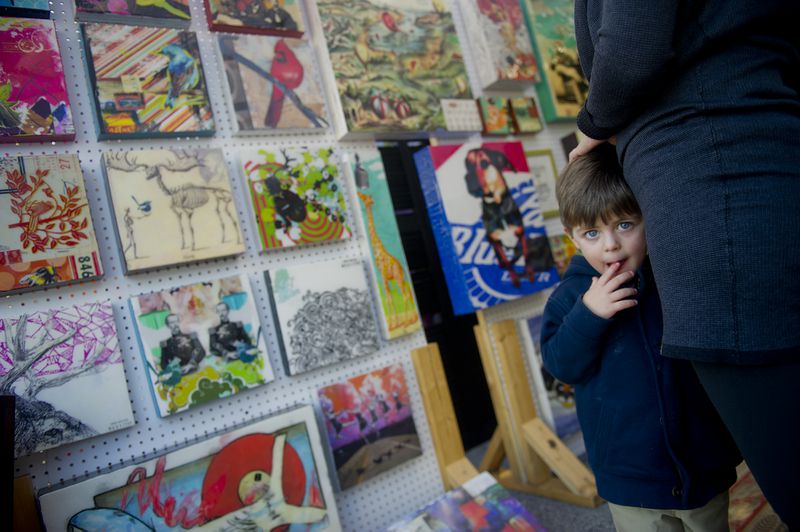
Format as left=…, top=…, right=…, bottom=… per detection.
left=556, top=143, right=642, bottom=231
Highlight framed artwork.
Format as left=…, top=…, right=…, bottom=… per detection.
left=74, top=0, right=191, bottom=26
left=477, top=96, right=512, bottom=135
left=81, top=23, right=215, bottom=139
left=521, top=0, right=588, bottom=121
left=102, top=148, right=245, bottom=273
left=241, top=145, right=351, bottom=251
left=219, top=34, right=328, bottom=132
left=0, top=0, right=50, bottom=17
left=441, top=98, right=483, bottom=133
left=205, top=0, right=304, bottom=36
left=0, top=17, right=75, bottom=143
left=265, top=257, right=380, bottom=376
left=0, top=155, right=102, bottom=295
left=39, top=405, right=341, bottom=531
left=462, top=0, right=538, bottom=90
left=525, top=149, right=559, bottom=218
left=317, top=364, right=421, bottom=490
left=414, top=141, right=559, bottom=315
left=316, top=0, right=472, bottom=135
left=510, top=96, right=543, bottom=134
left=130, top=274, right=274, bottom=417
left=0, top=302, right=135, bottom=458
left=347, top=148, right=421, bottom=340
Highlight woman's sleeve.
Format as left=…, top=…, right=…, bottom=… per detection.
left=577, top=0, right=681, bottom=140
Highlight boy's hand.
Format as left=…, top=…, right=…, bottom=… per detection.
left=582, top=262, right=638, bottom=319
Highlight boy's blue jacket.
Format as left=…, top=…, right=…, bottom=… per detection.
left=541, top=255, right=741, bottom=509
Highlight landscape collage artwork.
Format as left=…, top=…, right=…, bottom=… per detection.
left=219, top=33, right=328, bottom=132
left=82, top=23, right=215, bottom=139
left=316, top=0, right=472, bottom=133
left=205, top=0, right=304, bottom=35
left=0, top=155, right=102, bottom=295
left=0, top=302, right=135, bottom=458
left=266, top=257, right=380, bottom=376
left=102, top=148, right=245, bottom=273
left=242, top=145, right=352, bottom=250
left=0, top=17, right=75, bottom=143
left=38, top=405, right=341, bottom=531
left=130, top=274, right=273, bottom=417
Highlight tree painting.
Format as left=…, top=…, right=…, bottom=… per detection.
left=0, top=302, right=135, bottom=457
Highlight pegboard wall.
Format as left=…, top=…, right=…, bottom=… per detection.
left=2, top=0, right=579, bottom=529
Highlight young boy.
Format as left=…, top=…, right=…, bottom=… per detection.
left=541, top=144, right=741, bottom=531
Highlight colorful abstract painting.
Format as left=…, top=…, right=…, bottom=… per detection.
left=75, top=0, right=191, bottom=25
left=316, top=0, right=472, bottom=134
left=0, top=155, right=102, bottom=295
left=522, top=0, right=588, bottom=121
left=347, top=148, right=420, bottom=340
left=414, top=141, right=559, bottom=315
left=266, top=257, right=380, bottom=376
left=130, top=274, right=274, bottom=417
left=205, top=0, right=304, bottom=36
left=39, top=405, right=341, bottom=531
left=318, top=364, right=421, bottom=490
left=102, top=148, right=245, bottom=273
left=0, top=302, right=134, bottom=458
left=220, top=34, right=328, bottom=132
left=478, top=96, right=512, bottom=135
left=510, top=96, right=543, bottom=133
left=82, top=23, right=215, bottom=139
left=241, top=145, right=352, bottom=250
left=0, top=17, right=75, bottom=143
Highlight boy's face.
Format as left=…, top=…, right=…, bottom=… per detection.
left=567, top=214, right=647, bottom=275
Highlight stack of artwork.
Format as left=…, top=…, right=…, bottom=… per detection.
left=0, top=17, right=75, bottom=143
left=317, top=364, right=421, bottom=490
left=74, top=0, right=192, bottom=26
left=0, top=155, right=102, bottom=294
left=130, top=274, right=274, bottom=417
left=0, top=302, right=135, bottom=458
left=204, top=0, right=304, bottom=36
left=38, top=405, right=341, bottom=531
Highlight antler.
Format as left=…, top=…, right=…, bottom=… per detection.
left=103, top=151, right=153, bottom=173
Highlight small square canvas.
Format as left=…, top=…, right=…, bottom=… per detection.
left=265, top=257, right=380, bottom=376
left=219, top=34, right=328, bottom=132
left=441, top=98, right=483, bottom=132
left=0, top=302, right=135, bottom=458
left=0, top=17, right=74, bottom=143
left=205, top=0, right=304, bottom=36
left=525, top=149, right=559, bottom=218
left=82, top=23, right=215, bottom=139
left=347, top=148, right=421, bottom=339
left=0, top=155, right=102, bottom=295
left=39, top=405, right=341, bottom=531
left=317, top=364, right=422, bottom=490
left=102, top=148, right=245, bottom=273
left=241, top=145, right=352, bottom=251
left=74, top=0, right=191, bottom=27
left=130, top=274, right=274, bottom=417
left=510, top=96, right=543, bottom=134
left=478, top=96, right=513, bottom=135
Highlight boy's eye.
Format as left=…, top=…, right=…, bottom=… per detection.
left=583, top=229, right=599, bottom=239
left=618, top=221, right=633, bottom=231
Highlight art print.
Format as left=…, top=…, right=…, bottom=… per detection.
left=82, top=23, right=215, bottom=139
left=103, top=148, right=245, bottom=273
left=0, top=0, right=50, bottom=12
left=525, top=149, right=559, bottom=218
left=75, top=0, right=191, bottom=25
left=205, top=0, right=304, bottom=36
left=266, top=257, right=380, bottom=376
left=478, top=96, right=512, bottom=135
left=39, top=405, right=341, bottom=531
left=242, top=146, right=351, bottom=250
left=0, top=302, right=134, bottom=458
left=318, top=364, right=421, bottom=490
left=0, top=155, right=102, bottom=294
left=0, top=17, right=75, bottom=143
left=220, top=34, right=328, bottom=132
left=510, top=97, right=543, bottom=134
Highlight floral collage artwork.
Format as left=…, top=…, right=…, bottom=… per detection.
left=204, top=0, right=304, bottom=36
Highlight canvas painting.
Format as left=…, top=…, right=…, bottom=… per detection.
left=205, top=0, right=304, bottom=36
left=318, top=364, right=421, bottom=490
left=478, top=96, right=512, bottom=135
left=525, top=149, right=559, bottom=218
left=347, top=148, right=420, bottom=340
left=510, top=96, right=543, bottom=134
left=103, top=148, right=245, bottom=273
left=316, top=0, right=472, bottom=134
left=220, top=34, right=328, bottom=132
left=82, top=23, right=215, bottom=139
left=75, top=0, right=191, bottom=26
left=522, top=0, right=588, bottom=121
left=241, top=145, right=351, bottom=250
left=414, top=141, right=559, bottom=315
left=130, top=274, right=274, bottom=417
left=0, top=302, right=135, bottom=458
left=266, top=257, right=380, bottom=376
left=0, top=0, right=50, bottom=15
left=39, top=405, right=341, bottom=531
left=0, top=17, right=75, bottom=143
left=0, top=155, right=102, bottom=295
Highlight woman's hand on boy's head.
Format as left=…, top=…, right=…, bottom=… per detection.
left=582, top=262, right=638, bottom=319
left=569, top=135, right=617, bottom=162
